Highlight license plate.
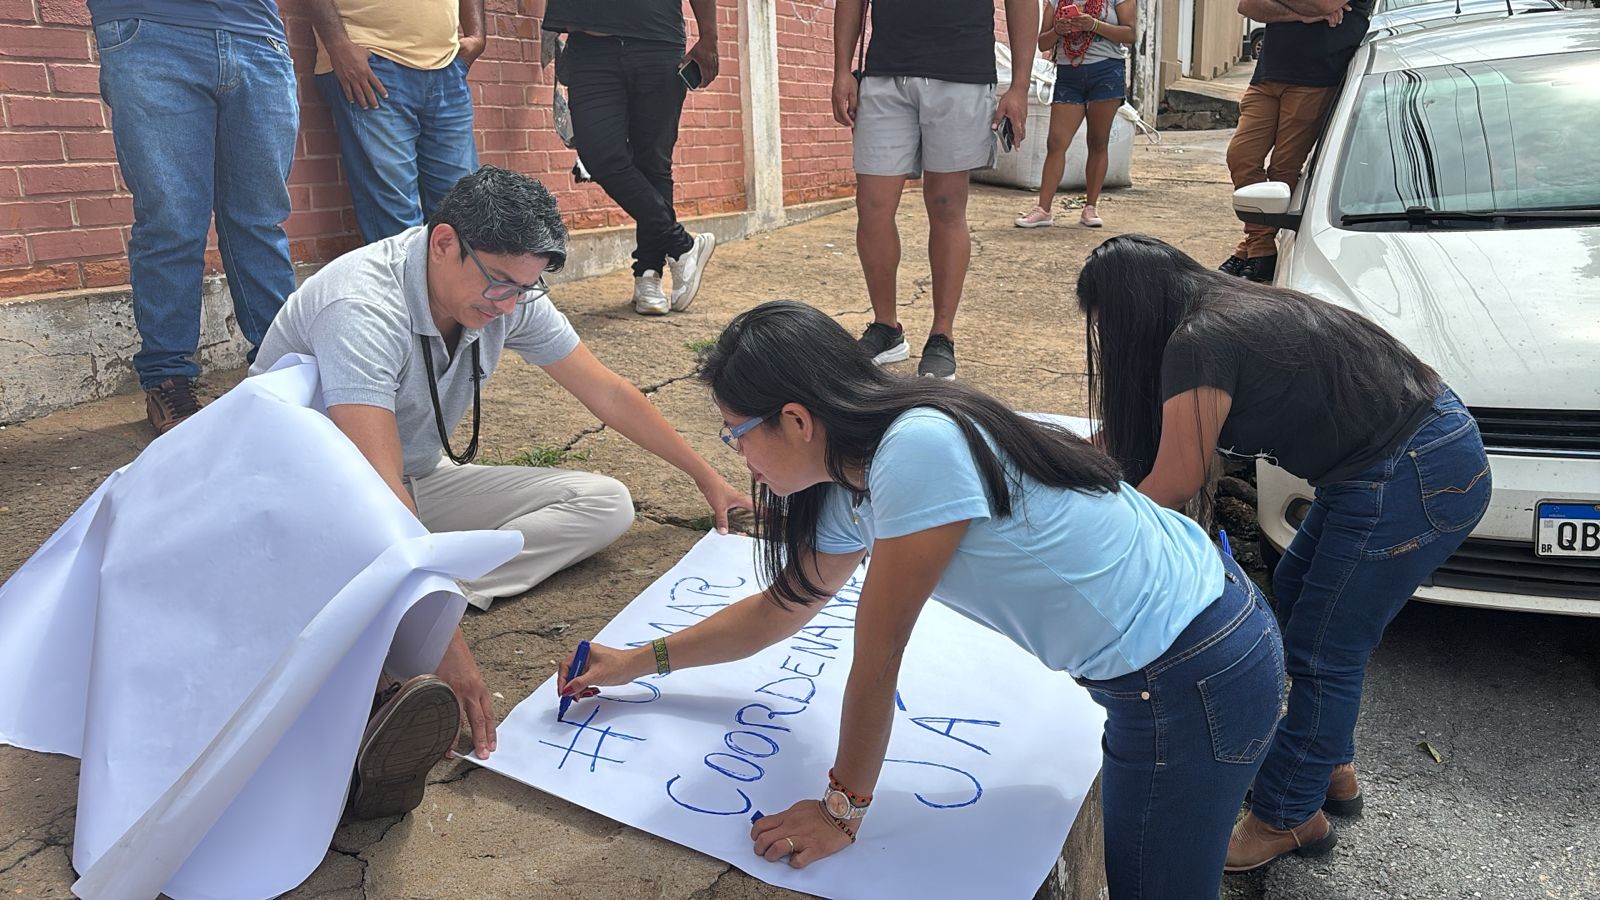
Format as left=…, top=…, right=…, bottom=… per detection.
left=1535, top=501, right=1600, bottom=558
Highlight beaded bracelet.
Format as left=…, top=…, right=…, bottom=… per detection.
left=828, top=768, right=872, bottom=806
left=651, top=637, right=671, bottom=675
left=817, top=801, right=858, bottom=843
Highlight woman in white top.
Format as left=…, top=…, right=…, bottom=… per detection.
left=1015, top=0, right=1136, bottom=229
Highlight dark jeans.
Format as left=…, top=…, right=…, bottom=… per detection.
left=95, top=19, right=298, bottom=388
left=561, top=32, right=694, bottom=276
left=1253, top=387, right=1491, bottom=829
left=1079, top=552, right=1286, bottom=899
left=316, top=55, right=479, bottom=242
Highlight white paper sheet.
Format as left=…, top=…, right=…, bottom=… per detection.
left=0, top=356, right=522, bottom=900
left=470, top=532, right=1107, bottom=900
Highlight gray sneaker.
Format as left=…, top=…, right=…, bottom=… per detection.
left=918, top=333, right=956, bottom=380
left=668, top=232, right=717, bottom=312
left=633, top=270, right=669, bottom=315
left=858, top=321, right=909, bottom=365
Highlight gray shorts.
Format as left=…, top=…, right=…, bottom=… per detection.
left=853, top=76, right=998, bottom=177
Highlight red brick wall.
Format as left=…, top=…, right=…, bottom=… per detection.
left=0, top=0, right=1026, bottom=302
left=0, top=0, right=745, bottom=299
left=776, top=0, right=853, bottom=206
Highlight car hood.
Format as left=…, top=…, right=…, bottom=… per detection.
left=1290, top=224, right=1600, bottom=410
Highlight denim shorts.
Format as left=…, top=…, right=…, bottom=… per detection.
left=1052, top=57, right=1125, bottom=105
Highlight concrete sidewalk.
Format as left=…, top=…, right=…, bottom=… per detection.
left=0, top=132, right=1244, bottom=898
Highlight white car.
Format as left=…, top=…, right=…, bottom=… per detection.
left=1232, top=10, right=1600, bottom=616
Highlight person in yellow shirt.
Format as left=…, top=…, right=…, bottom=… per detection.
left=308, top=0, right=487, bottom=242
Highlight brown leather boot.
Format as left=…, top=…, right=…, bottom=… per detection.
left=1324, top=762, right=1363, bottom=817
left=1224, top=810, right=1337, bottom=873
left=145, top=377, right=202, bottom=434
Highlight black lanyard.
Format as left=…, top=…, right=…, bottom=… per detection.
left=418, top=335, right=481, bottom=466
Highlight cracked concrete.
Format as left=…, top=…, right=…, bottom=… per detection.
left=9, top=132, right=1590, bottom=900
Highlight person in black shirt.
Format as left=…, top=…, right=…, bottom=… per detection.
left=836, top=0, right=1038, bottom=380
left=1219, top=0, right=1372, bottom=283
left=541, top=0, right=722, bottom=316
left=1078, top=235, right=1492, bottom=873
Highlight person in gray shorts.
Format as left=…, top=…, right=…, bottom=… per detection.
left=251, top=166, right=749, bottom=809
left=832, top=0, right=1039, bottom=379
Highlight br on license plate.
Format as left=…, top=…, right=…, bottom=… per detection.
left=1535, top=501, right=1600, bottom=558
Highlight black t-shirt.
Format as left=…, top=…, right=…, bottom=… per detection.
left=1159, top=306, right=1436, bottom=486
left=864, top=0, right=998, bottom=84
left=1252, top=0, right=1373, bottom=87
left=543, top=0, right=684, bottom=45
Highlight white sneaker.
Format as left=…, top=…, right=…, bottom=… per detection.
left=668, top=232, right=717, bottom=312
left=633, top=270, right=669, bottom=315
left=1080, top=205, right=1104, bottom=228
left=1015, top=206, right=1055, bottom=228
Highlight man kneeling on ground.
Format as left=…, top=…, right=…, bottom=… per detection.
left=249, top=165, right=749, bottom=818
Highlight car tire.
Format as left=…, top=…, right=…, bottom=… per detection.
left=1250, top=32, right=1265, bottom=61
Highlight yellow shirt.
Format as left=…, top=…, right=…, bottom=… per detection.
left=314, top=0, right=461, bottom=74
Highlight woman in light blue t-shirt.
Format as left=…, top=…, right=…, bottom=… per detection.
left=560, top=301, right=1285, bottom=897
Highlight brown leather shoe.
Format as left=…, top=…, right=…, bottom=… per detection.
left=347, top=675, right=460, bottom=820
left=1324, top=762, right=1363, bottom=817
left=1224, top=810, right=1337, bottom=873
left=145, top=377, right=202, bottom=434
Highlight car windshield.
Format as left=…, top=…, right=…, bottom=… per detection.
left=1335, top=50, right=1600, bottom=225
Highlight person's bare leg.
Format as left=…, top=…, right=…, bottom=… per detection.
left=922, top=169, right=971, bottom=340
left=1083, top=99, right=1120, bottom=206
left=856, top=173, right=909, bottom=326
left=1036, top=102, right=1087, bottom=212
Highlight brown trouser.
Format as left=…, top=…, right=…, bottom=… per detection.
left=1226, top=81, right=1337, bottom=258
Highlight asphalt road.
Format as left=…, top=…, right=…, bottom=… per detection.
left=1223, top=597, right=1600, bottom=899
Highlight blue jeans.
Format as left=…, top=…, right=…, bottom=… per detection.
left=316, top=55, right=479, bottom=242
left=1253, top=388, right=1491, bottom=829
left=1079, top=552, right=1286, bottom=899
left=1052, top=57, right=1126, bottom=105
left=94, top=19, right=298, bottom=390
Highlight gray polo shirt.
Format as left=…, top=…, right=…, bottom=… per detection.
left=251, top=226, right=580, bottom=478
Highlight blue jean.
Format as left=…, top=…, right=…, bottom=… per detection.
left=1079, top=552, right=1286, bottom=899
left=1253, top=388, right=1491, bottom=829
left=1052, top=57, right=1126, bottom=105
left=94, top=19, right=298, bottom=390
left=316, top=55, right=479, bottom=242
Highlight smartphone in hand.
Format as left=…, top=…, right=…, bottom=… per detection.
left=678, top=59, right=703, bottom=91
left=998, top=116, right=1016, bottom=153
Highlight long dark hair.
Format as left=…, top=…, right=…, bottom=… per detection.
left=700, top=301, right=1123, bottom=608
left=1077, top=234, right=1440, bottom=489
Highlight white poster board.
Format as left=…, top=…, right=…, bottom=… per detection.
left=470, top=532, right=1106, bottom=900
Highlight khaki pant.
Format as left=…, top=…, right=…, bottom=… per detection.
left=1226, top=82, right=1337, bottom=259
left=407, top=459, right=634, bottom=610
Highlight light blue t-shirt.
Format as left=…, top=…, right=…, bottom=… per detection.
left=815, top=409, right=1224, bottom=681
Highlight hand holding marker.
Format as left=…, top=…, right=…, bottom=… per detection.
left=558, top=640, right=591, bottom=719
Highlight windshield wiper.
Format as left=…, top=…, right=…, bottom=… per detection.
left=1342, top=206, right=1600, bottom=226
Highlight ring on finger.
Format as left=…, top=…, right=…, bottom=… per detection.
left=784, top=837, right=796, bottom=854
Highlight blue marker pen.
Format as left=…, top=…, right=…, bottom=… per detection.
left=1218, top=528, right=1233, bottom=557
left=557, top=639, right=592, bottom=720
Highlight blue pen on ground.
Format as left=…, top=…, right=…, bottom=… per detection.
left=1218, top=528, right=1233, bottom=557
left=557, top=639, right=592, bottom=720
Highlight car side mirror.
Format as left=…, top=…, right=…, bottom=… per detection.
left=1233, top=182, right=1302, bottom=230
